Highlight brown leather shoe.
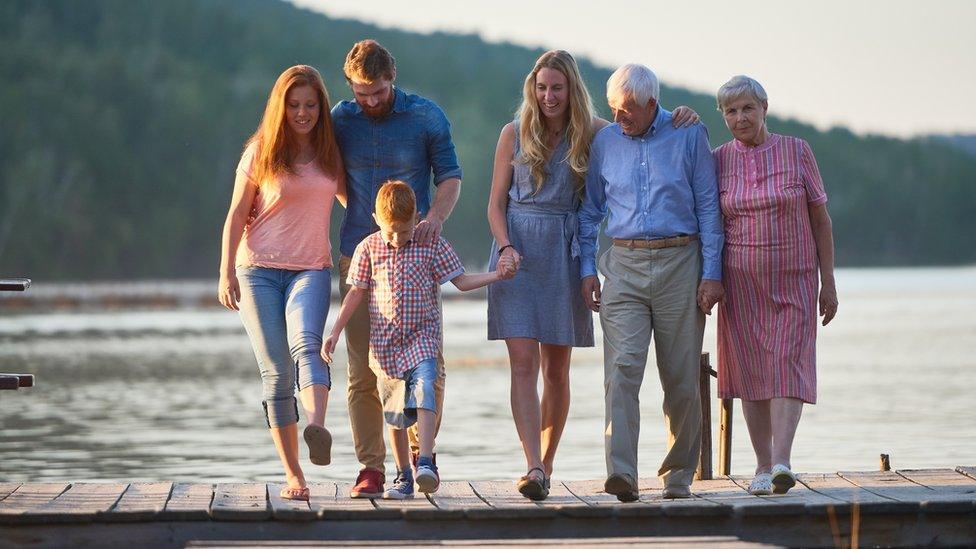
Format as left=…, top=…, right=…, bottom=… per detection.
left=604, top=473, right=639, bottom=502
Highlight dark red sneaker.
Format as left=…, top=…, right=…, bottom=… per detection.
left=350, top=468, right=384, bottom=499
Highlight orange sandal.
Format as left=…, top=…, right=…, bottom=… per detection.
left=280, top=486, right=310, bottom=501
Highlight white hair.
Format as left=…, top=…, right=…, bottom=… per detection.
left=716, top=75, right=768, bottom=112
left=607, top=64, right=659, bottom=107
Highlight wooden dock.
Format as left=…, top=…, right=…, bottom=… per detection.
left=1, top=468, right=975, bottom=547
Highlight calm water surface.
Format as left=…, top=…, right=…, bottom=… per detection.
left=1, top=267, right=974, bottom=483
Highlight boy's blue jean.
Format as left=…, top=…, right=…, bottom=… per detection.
left=237, top=267, right=331, bottom=428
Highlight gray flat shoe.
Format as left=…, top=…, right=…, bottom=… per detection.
left=303, top=424, right=332, bottom=466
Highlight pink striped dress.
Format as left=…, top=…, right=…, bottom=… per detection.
left=713, top=134, right=827, bottom=404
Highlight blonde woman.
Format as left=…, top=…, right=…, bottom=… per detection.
left=218, top=65, right=345, bottom=501
left=486, top=50, right=698, bottom=499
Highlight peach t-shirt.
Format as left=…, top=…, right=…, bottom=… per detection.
left=235, top=143, right=338, bottom=270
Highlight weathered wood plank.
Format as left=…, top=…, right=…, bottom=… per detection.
left=161, top=483, right=213, bottom=520
left=427, top=481, right=488, bottom=510
left=311, top=481, right=398, bottom=520
left=956, top=466, right=976, bottom=481
left=470, top=481, right=555, bottom=519
left=691, top=477, right=783, bottom=517
left=0, top=483, right=71, bottom=524
left=0, top=483, right=22, bottom=502
left=838, top=470, right=925, bottom=513
left=795, top=473, right=906, bottom=515
left=729, top=476, right=851, bottom=516
left=371, top=481, right=445, bottom=520
left=16, top=483, right=127, bottom=524
left=210, top=483, right=270, bottom=521
left=267, top=483, right=316, bottom=521
left=642, top=477, right=730, bottom=517
left=102, top=482, right=173, bottom=522
left=543, top=480, right=595, bottom=517
left=896, top=469, right=976, bottom=513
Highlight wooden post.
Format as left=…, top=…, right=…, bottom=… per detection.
left=719, top=397, right=733, bottom=476
left=696, top=353, right=713, bottom=481
left=880, top=454, right=890, bottom=471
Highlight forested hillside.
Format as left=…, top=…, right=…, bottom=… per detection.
left=2, top=0, right=974, bottom=279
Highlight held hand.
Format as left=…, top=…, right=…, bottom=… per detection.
left=672, top=105, right=701, bottom=128
left=414, top=217, right=443, bottom=245
left=819, top=283, right=838, bottom=326
left=496, top=255, right=517, bottom=279
left=321, top=334, right=338, bottom=363
left=581, top=275, right=602, bottom=313
left=697, top=279, right=724, bottom=315
left=499, top=246, right=521, bottom=276
left=218, top=272, right=241, bottom=311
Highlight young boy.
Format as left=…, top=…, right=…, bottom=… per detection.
left=322, top=181, right=515, bottom=499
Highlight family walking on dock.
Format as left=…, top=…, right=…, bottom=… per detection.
left=218, top=39, right=838, bottom=504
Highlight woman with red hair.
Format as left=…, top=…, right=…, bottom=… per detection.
left=218, top=65, right=345, bottom=501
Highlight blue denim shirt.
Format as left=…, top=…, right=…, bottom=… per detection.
left=578, top=107, right=724, bottom=280
left=332, top=87, right=463, bottom=257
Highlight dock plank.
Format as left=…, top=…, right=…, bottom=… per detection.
left=312, top=481, right=397, bottom=520
left=838, top=470, right=928, bottom=512
left=728, top=474, right=843, bottom=512
left=0, top=483, right=71, bottom=524
left=427, top=481, right=488, bottom=511
left=210, top=483, right=270, bottom=521
left=692, top=477, right=785, bottom=516
left=0, top=483, right=22, bottom=502
left=162, top=483, right=213, bottom=520
left=19, top=483, right=127, bottom=524
left=102, top=482, right=173, bottom=522
left=897, top=469, right=976, bottom=513
left=796, top=473, right=909, bottom=514
left=470, top=481, right=555, bottom=518
left=267, top=483, right=316, bottom=521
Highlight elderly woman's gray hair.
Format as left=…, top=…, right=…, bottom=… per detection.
left=716, top=75, right=768, bottom=112
left=607, top=64, right=659, bottom=107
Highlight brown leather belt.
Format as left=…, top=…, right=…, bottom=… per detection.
left=612, top=234, right=698, bottom=249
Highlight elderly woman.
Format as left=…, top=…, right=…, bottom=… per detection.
left=712, top=75, right=838, bottom=495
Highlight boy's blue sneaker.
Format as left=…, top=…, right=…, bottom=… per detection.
left=415, top=456, right=440, bottom=494
left=383, top=470, right=414, bottom=500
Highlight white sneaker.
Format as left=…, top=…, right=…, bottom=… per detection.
left=747, top=472, right=773, bottom=495
left=415, top=464, right=440, bottom=494
left=771, top=464, right=796, bottom=494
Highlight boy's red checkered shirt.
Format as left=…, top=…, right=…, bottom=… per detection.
left=347, top=232, right=464, bottom=378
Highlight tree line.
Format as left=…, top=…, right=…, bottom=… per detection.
left=2, top=0, right=974, bottom=279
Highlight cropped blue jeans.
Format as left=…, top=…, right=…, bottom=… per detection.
left=237, top=267, right=332, bottom=428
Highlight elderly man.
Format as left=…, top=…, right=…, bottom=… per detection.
left=332, top=39, right=462, bottom=498
left=579, top=64, right=724, bottom=501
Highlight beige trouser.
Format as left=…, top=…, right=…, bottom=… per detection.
left=599, top=242, right=704, bottom=488
left=339, top=255, right=446, bottom=474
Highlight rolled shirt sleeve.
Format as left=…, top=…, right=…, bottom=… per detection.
left=425, top=103, right=463, bottom=185
left=689, top=125, right=724, bottom=281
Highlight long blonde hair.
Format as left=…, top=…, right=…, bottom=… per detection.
left=246, top=65, right=341, bottom=186
left=516, top=50, right=596, bottom=193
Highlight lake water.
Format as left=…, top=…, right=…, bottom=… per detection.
left=1, top=267, right=974, bottom=484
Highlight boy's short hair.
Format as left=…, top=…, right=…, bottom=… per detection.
left=343, top=39, right=396, bottom=84
left=376, top=181, right=416, bottom=224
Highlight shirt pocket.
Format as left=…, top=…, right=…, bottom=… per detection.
left=402, top=260, right=431, bottom=290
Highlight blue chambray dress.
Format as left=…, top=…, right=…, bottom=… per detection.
left=487, top=123, right=595, bottom=347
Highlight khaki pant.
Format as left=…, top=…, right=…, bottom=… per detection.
left=599, top=242, right=704, bottom=488
left=339, top=255, right=446, bottom=474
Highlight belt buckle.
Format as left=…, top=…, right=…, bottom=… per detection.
left=627, top=239, right=636, bottom=250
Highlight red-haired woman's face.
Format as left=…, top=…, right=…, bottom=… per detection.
left=285, top=85, right=319, bottom=137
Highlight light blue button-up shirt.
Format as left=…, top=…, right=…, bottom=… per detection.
left=332, top=88, right=463, bottom=257
left=578, top=107, right=723, bottom=280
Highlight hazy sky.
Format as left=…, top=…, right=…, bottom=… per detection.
left=290, top=0, right=975, bottom=138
